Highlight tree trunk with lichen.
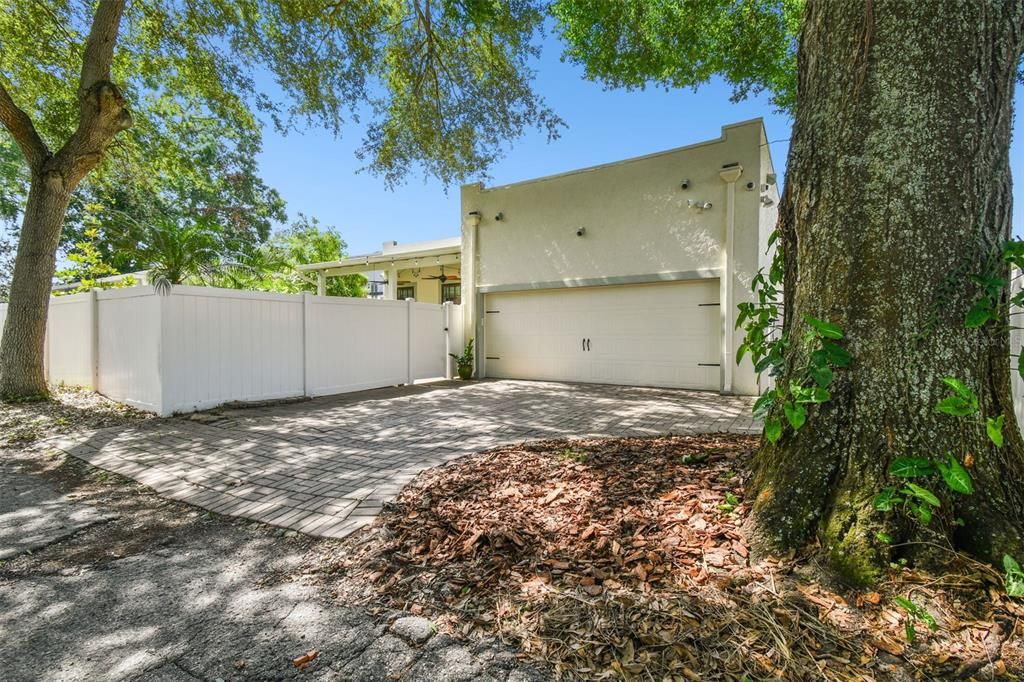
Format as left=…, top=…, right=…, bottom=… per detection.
left=0, top=0, right=130, bottom=399
left=751, top=0, right=1024, bottom=583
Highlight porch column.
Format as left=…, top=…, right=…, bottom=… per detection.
left=719, top=164, right=743, bottom=395
left=385, top=267, right=398, bottom=300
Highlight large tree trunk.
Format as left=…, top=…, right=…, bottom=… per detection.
left=0, top=0, right=129, bottom=399
left=0, top=177, right=72, bottom=397
left=751, top=0, right=1024, bottom=583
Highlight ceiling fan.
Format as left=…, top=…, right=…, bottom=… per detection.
left=422, top=264, right=459, bottom=284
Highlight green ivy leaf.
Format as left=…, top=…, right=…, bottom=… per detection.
left=873, top=487, right=900, bottom=512
left=904, top=483, right=941, bottom=507
left=783, top=401, right=806, bottom=431
left=809, top=364, right=834, bottom=388
left=987, top=415, right=1005, bottom=448
left=889, top=457, right=936, bottom=478
left=804, top=315, right=844, bottom=339
left=936, top=396, right=977, bottom=417
left=910, top=501, right=933, bottom=524
left=1004, top=555, right=1024, bottom=597
left=941, top=377, right=976, bottom=401
left=965, top=301, right=993, bottom=328
left=936, top=455, right=973, bottom=494
left=752, top=391, right=776, bottom=419
left=821, top=341, right=851, bottom=368
left=765, top=417, right=782, bottom=443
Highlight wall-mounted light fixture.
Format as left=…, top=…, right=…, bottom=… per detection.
left=687, top=199, right=713, bottom=211
left=760, top=195, right=775, bottom=207
left=680, top=179, right=691, bottom=190
left=576, top=226, right=586, bottom=237
left=745, top=181, right=756, bottom=191
left=494, top=212, right=504, bottom=221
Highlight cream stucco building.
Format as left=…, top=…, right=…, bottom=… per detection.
left=460, top=118, right=777, bottom=396
left=302, top=118, right=778, bottom=396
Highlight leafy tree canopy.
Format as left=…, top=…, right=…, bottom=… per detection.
left=0, top=0, right=561, bottom=192
left=217, top=214, right=367, bottom=298
left=551, top=0, right=803, bottom=112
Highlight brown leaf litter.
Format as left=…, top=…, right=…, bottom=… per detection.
left=316, top=434, right=1023, bottom=680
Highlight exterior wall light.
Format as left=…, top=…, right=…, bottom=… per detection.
left=576, top=226, right=586, bottom=237
left=494, top=212, right=504, bottom=221
left=680, top=179, right=691, bottom=190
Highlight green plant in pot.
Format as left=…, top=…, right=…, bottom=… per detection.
left=450, top=339, right=474, bottom=380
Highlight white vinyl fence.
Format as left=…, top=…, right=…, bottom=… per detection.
left=0, top=286, right=463, bottom=416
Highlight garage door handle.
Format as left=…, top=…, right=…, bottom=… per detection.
left=586, top=338, right=591, bottom=352
left=582, top=338, right=586, bottom=352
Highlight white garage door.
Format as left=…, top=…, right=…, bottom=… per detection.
left=483, top=280, right=721, bottom=390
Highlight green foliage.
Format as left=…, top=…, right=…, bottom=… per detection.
left=217, top=215, right=366, bottom=298
left=893, top=596, right=937, bottom=644
left=873, top=452, right=972, bottom=525
left=54, top=228, right=136, bottom=295
left=551, top=0, right=802, bottom=112
left=986, top=415, right=1005, bottom=448
left=139, top=218, right=224, bottom=291
left=0, top=0, right=558, bottom=189
left=449, top=339, right=475, bottom=370
left=935, top=377, right=979, bottom=417
left=719, top=491, right=740, bottom=513
left=936, top=455, right=973, bottom=495
left=757, top=315, right=847, bottom=443
left=1004, top=555, right=1024, bottom=597
left=888, top=457, right=936, bottom=478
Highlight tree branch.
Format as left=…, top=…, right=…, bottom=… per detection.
left=51, top=0, right=131, bottom=187
left=0, top=81, right=49, bottom=171
left=80, top=0, right=126, bottom=91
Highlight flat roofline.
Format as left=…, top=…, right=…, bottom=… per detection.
left=466, top=118, right=766, bottom=193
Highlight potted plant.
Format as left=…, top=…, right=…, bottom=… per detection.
left=449, top=339, right=475, bottom=380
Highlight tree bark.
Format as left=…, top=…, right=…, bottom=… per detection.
left=751, top=0, right=1024, bottom=583
left=0, top=0, right=130, bottom=398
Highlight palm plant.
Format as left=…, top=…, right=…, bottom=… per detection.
left=139, top=217, right=226, bottom=293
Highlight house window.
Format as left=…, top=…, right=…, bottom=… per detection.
left=397, top=285, right=415, bottom=300
left=442, top=282, right=461, bottom=304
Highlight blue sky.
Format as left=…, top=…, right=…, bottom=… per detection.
left=256, top=35, right=1024, bottom=255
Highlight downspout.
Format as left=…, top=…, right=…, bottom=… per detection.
left=719, top=165, right=743, bottom=395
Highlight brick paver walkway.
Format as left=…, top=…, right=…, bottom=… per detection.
left=55, top=380, right=760, bottom=540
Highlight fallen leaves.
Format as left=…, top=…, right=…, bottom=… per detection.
left=328, top=434, right=1024, bottom=680
left=291, top=649, right=318, bottom=670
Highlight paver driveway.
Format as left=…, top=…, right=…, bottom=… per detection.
left=55, top=379, right=759, bottom=539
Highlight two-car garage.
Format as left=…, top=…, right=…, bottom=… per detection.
left=482, top=279, right=722, bottom=391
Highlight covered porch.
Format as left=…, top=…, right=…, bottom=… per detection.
left=297, top=237, right=462, bottom=304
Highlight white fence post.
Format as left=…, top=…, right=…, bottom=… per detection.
left=303, top=292, right=312, bottom=397
left=90, top=289, right=99, bottom=390
left=406, top=298, right=414, bottom=386
left=443, top=301, right=453, bottom=380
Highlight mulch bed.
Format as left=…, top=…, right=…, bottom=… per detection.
left=319, top=434, right=1023, bottom=680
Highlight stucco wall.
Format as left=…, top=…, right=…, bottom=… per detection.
left=464, top=120, right=764, bottom=290
left=462, top=119, right=769, bottom=395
